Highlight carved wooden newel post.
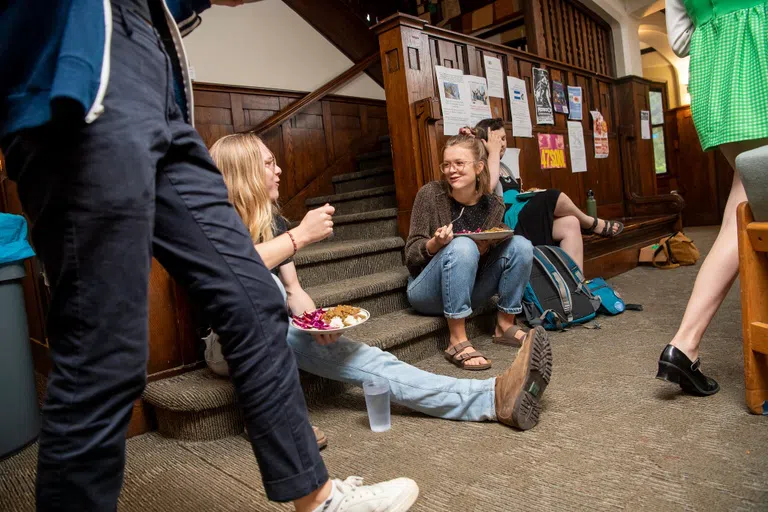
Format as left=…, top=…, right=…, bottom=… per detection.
left=374, top=15, right=437, bottom=238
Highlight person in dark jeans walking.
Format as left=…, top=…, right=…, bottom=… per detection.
left=0, top=1, right=418, bottom=511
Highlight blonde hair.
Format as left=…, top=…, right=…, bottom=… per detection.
left=210, top=133, right=276, bottom=244
left=442, top=134, right=491, bottom=194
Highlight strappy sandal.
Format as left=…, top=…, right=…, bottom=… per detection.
left=582, top=216, right=624, bottom=238
left=492, top=325, right=528, bottom=347
left=444, top=341, right=492, bottom=371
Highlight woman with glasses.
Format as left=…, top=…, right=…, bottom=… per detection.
left=406, top=135, right=550, bottom=379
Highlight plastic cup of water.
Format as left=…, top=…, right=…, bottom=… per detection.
left=363, top=377, right=390, bottom=432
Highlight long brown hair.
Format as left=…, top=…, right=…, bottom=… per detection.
left=442, top=134, right=491, bottom=194
left=210, top=133, right=277, bottom=244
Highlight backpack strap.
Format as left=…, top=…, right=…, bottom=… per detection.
left=533, top=247, right=573, bottom=322
left=544, top=246, right=599, bottom=313
left=529, top=309, right=567, bottom=331
left=543, top=246, right=594, bottom=299
left=652, top=238, right=680, bottom=269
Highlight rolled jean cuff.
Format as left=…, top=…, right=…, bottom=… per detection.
left=264, top=460, right=329, bottom=502
left=497, top=305, right=522, bottom=315
left=444, top=308, right=473, bottom=320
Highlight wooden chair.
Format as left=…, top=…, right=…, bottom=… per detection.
left=736, top=202, right=768, bottom=414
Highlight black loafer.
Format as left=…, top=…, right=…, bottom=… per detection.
left=656, top=344, right=720, bottom=396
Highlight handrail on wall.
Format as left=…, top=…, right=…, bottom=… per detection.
left=252, top=52, right=380, bottom=136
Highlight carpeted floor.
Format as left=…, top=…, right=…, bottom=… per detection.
left=2, top=226, right=767, bottom=511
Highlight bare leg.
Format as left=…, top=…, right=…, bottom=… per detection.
left=295, top=481, right=333, bottom=512
left=552, top=216, right=584, bottom=269
left=494, top=311, right=526, bottom=342
left=553, top=192, right=620, bottom=235
left=448, top=318, right=488, bottom=366
left=669, top=139, right=768, bottom=361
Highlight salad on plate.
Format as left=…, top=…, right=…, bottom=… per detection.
left=291, top=305, right=370, bottom=332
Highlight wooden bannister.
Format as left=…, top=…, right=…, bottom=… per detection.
left=252, top=52, right=380, bottom=136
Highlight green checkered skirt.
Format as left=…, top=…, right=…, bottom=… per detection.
left=688, top=3, right=768, bottom=151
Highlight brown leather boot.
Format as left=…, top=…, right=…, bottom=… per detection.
left=494, top=326, right=552, bottom=430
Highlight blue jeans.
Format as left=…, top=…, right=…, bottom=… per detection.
left=207, top=275, right=497, bottom=421
left=287, top=328, right=496, bottom=422
left=3, top=8, right=324, bottom=508
left=407, top=236, right=533, bottom=319
left=209, top=275, right=496, bottom=420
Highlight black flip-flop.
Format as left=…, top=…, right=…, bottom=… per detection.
left=582, top=216, right=624, bottom=238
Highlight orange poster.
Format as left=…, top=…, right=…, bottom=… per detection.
left=590, top=110, right=609, bottom=159
left=537, top=134, right=566, bottom=169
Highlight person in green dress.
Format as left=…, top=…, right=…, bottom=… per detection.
left=657, top=0, right=768, bottom=397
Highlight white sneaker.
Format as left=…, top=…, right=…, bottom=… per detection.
left=322, top=476, right=419, bottom=512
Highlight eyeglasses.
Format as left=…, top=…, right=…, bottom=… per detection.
left=439, top=160, right=477, bottom=174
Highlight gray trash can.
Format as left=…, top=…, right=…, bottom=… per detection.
left=0, top=261, right=41, bottom=460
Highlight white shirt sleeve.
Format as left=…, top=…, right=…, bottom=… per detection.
left=666, top=0, right=694, bottom=58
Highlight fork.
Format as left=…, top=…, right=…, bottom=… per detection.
left=449, top=207, right=465, bottom=226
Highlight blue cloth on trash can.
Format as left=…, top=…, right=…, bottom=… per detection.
left=0, top=213, right=35, bottom=265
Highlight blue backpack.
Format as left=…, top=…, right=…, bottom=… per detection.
left=585, top=277, right=626, bottom=315
left=521, top=246, right=627, bottom=330
left=522, top=246, right=600, bottom=330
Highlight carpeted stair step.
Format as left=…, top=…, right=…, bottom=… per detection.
left=305, top=267, right=410, bottom=317
left=289, top=208, right=398, bottom=242
left=143, top=370, right=243, bottom=441
left=345, top=304, right=496, bottom=365
left=325, top=208, right=398, bottom=241
left=355, top=149, right=392, bottom=171
left=306, top=185, right=396, bottom=215
left=332, top=167, right=394, bottom=194
left=379, top=134, right=391, bottom=152
left=294, top=237, right=404, bottom=288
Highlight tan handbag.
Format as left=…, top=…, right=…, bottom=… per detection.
left=653, top=232, right=700, bottom=269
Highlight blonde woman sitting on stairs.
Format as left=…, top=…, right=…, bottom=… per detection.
left=204, top=132, right=554, bottom=435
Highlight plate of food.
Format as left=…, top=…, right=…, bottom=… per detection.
left=455, top=227, right=515, bottom=241
left=516, top=188, right=547, bottom=200
left=290, top=305, right=371, bottom=334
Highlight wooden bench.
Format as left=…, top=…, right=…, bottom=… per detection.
left=582, top=214, right=681, bottom=279
left=737, top=202, right=768, bottom=415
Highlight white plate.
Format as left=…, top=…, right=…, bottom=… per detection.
left=455, top=230, right=515, bottom=241
left=290, top=307, right=371, bottom=334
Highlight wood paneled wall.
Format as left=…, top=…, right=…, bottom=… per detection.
left=375, top=13, right=681, bottom=237
left=193, top=83, right=389, bottom=220
left=526, top=0, right=614, bottom=76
